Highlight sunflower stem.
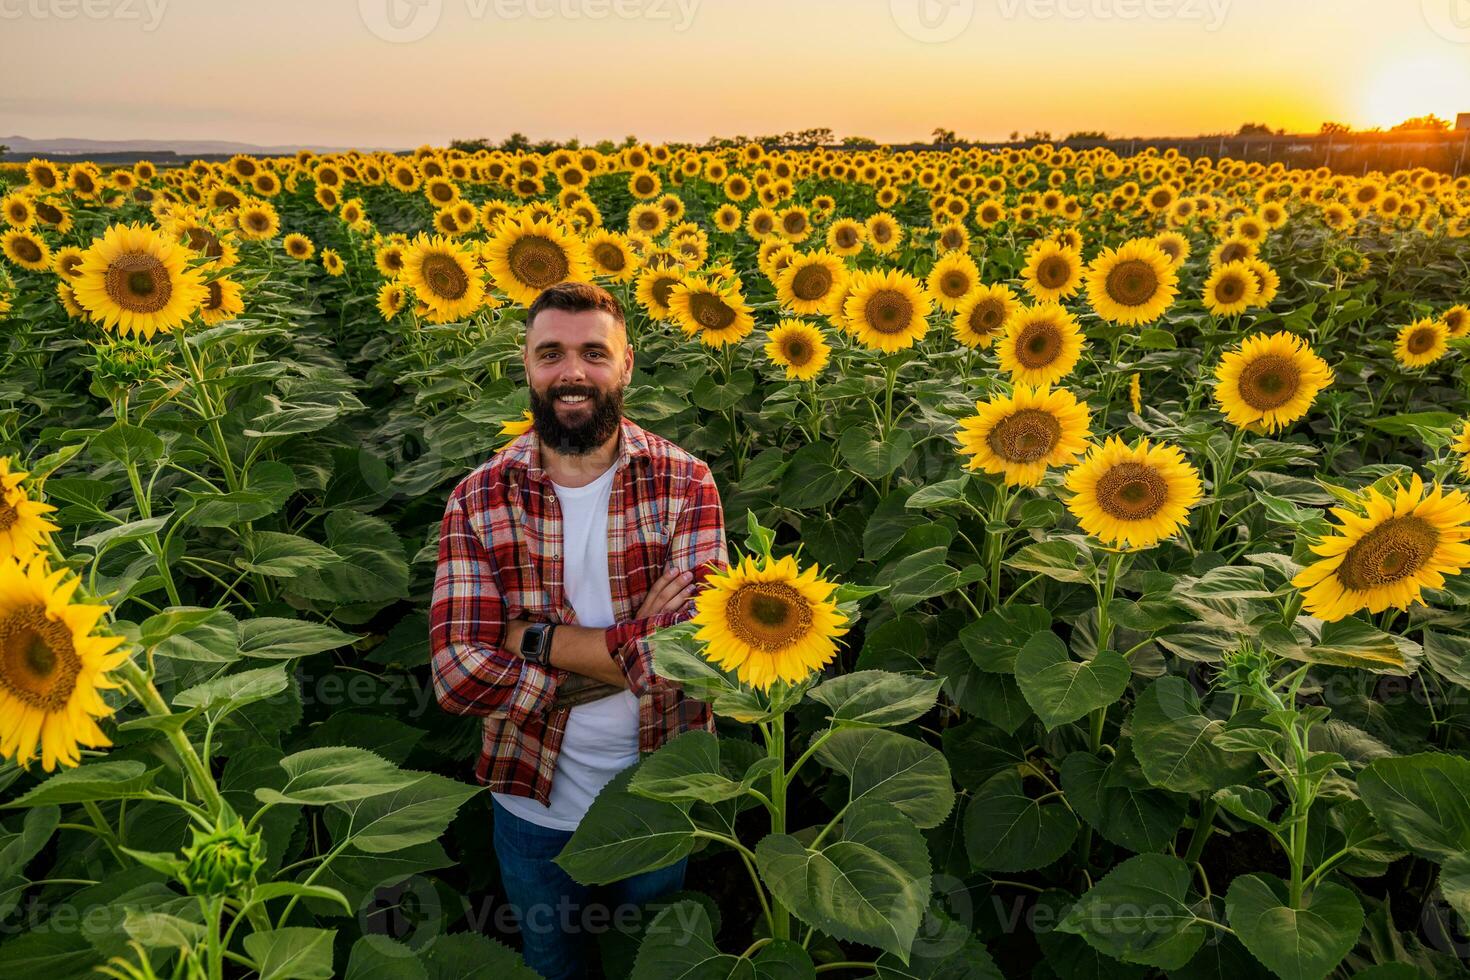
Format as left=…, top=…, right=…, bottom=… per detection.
left=768, top=711, right=790, bottom=943
left=117, top=659, right=224, bottom=819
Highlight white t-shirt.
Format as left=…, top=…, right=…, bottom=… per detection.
left=492, top=464, right=641, bottom=831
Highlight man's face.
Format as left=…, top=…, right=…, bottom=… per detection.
left=523, top=308, right=633, bottom=456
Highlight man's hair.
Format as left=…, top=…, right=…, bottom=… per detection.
left=526, top=281, right=626, bottom=335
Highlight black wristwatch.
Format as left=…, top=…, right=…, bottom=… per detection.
left=519, top=622, right=556, bottom=667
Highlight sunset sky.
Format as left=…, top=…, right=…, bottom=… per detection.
left=3, top=0, right=1470, bottom=148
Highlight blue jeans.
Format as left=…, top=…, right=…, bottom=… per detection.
left=491, top=796, right=688, bottom=980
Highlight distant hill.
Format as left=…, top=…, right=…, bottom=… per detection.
left=1, top=135, right=406, bottom=159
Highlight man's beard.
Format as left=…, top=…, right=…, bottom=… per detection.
left=529, top=382, right=623, bottom=456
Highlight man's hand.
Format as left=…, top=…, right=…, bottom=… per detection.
left=635, top=567, right=697, bottom=619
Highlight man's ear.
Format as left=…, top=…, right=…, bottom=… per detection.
left=623, top=338, right=635, bottom=384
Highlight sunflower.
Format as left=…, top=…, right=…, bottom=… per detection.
left=1242, top=258, right=1280, bottom=307
left=1292, top=475, right=1470, bottom=621
left=32, top=199, right=72, bottom=235
left=374, top=243, right=406, bottom=279
left=1020, top=240, right=1083, bottom=302
left=1209, top=236, right=1257, bottom=267
left=1065, top=437, right=1203, bottom=550
left=843, top=269, right=931, bottom=353
left=713, top=205, right=742, bottom=234
left=320, top=249, right=345, bottom=277
left=635, top=264, right=685, bottom=321
left=73, top=223, right=208, bottom=339
left=483, top=216, right=589, bottom=306
left=1153, top=231, right=1191, bottom=267
left=51, top=245, right=85, bottom=281
left=198, top=278, right=244, bottom=326
left=0, top=557, right=130, bottom=771
left=1395, top=318, right=1448, bottom=368
left=56, top=282, right=85, bottom=320
left=282, top=233, right=315, bottom=261
left=1213, top=331, right=1333, bottom=433
left=927, top=251, right=980, bottom=312
left=826, top=218, right=865, bottom=256
left=865, top=212, right=903, bottom=254
left=776, top=250, right=848, bottom=316
left=376, top=282, right=406, bottom=321
left=691, top=553, right=847, bottom=690
left=667, top=276, right=755, bottom=347
left=2, top=193, right=35, bottom=228
left=1442, top=304, right=1469, bottom=339
left=997, top=303, right=1085, bottom=386
left=584, top=231, right=638, bottom=283
left=234, top=199, right=280, bottom=241
left=1452, top=419, right=1470, bottom=479
left=764, top=319, right=830, bottom=381
left=0, top=459, right=58, bottom=562
left=1202, top=261, right=1259, bottom=316
left=955, top=384, right=1092, bottom=487
left=1084, top=239, right=1178, bottom=325
left=952, top=283, right=1019, bottom=349
left=745, top=207, right=778, bottom=239
left=401, top=235, right=484, bottom=320
left=2, top=230, right=52, bottom=272
left=497, top=410, right=535, bottom=450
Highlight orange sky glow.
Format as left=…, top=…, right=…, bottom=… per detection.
left=2, top=0, right=1469, bottom=148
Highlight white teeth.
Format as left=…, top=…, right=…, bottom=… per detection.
left=558, top=394, right=589, bottom=403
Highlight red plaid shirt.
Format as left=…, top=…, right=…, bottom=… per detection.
left=429, top=416, right=728, bottom=805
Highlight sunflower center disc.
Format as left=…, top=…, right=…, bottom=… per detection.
left=1037, top=256, right=1072, bottom=290
left=941, top=229, right=964, bottom=250
left=1407, top=328, right=1436, bottom=354
left=791, top=265, right=832, bottom=301
left=0, top=605, right=81, bottom=710
left=783, top=340, right=811, bottom=366
left=872, top=224, right=892, bottom=244
left=970, top=300, right=1004, bottom=336
left=1095, top=461, right=1168, bottom=520
left=836, top=228, right=857, bottom=248
left=1236, top=354, right=1302, bottom=409
left=422, top=253, right=469, bottom=300
left=727, top=583, right=812, bottom=651
left=1016, top=322, right=1060, bottom=368
left=1106, top=259, right=1158, bottom=307
left=14, top=238, right=42, bottom=263
left=864, top=290, right=913, bottom=334
left=1215, top=276, right=1244, bottom=303
left=988, top=408, right=1062, bottom=462
left=508, top=237, right=569, bottom=290
left=942, top=272, right=969, bottom=298
left=651, top=277, right=677, bottom=308
left=783, top=214, right=806, bottom=235
left=1338, top=515, right=1438, bottom=591
left=36, top=202, right=62, bottom=224
left=105, top=254, right=173, bottom=313
left=689, top=293, right=737, bottom=330
left=593, top=243, right=625, bottom=272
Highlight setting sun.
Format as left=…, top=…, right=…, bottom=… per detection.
left=1360, top=50, right=1470, bottom=128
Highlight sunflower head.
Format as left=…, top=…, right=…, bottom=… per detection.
left=1395, top=318, right=1448, bottom=368
left=955, top=384, right=1092, bottom=487
left=1020, top=240, right=1083, bottom=302
left=1292, top=475, right=1470, bottom=621
left=997, top=303, right=1085, bottom=386
left=484, top=216, right=589, bottom=306
left=73, top=223, right=208, bottom=339
left=776, top=250, right=848, bottom=316
left=1084, top=239, right=1178, bottom=325
left=764, top=319, right=831, bottom=382
left=0, top=557, right=129, bottom=771
left=844, top=269, right=931, bottom=353
left=667, top=275, right=755, bottom=348
left=1214, top=331, right=1334, bottom=433
left=1064, top=437, right=1203, bottom=550
left=692, top=553, right=849, bottom=691
left=952, top=283, right=1019, bottom=350
left=1202, top=260, right=1259, bottom=317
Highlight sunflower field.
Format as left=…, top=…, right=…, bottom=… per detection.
left=0, top=141, right=1469, bottom=980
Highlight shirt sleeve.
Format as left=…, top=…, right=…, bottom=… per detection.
left=429, top=484, right=559, bottom=725
left=609, top=461, right=729, bottom=697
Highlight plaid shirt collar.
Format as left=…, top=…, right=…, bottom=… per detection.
left=499, top=415, right=654, bottom=484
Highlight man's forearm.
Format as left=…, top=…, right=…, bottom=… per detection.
left=504, top=619, right=627, bottom=688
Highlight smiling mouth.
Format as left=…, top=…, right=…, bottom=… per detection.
left=555, top=391, right=593, bottom=406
